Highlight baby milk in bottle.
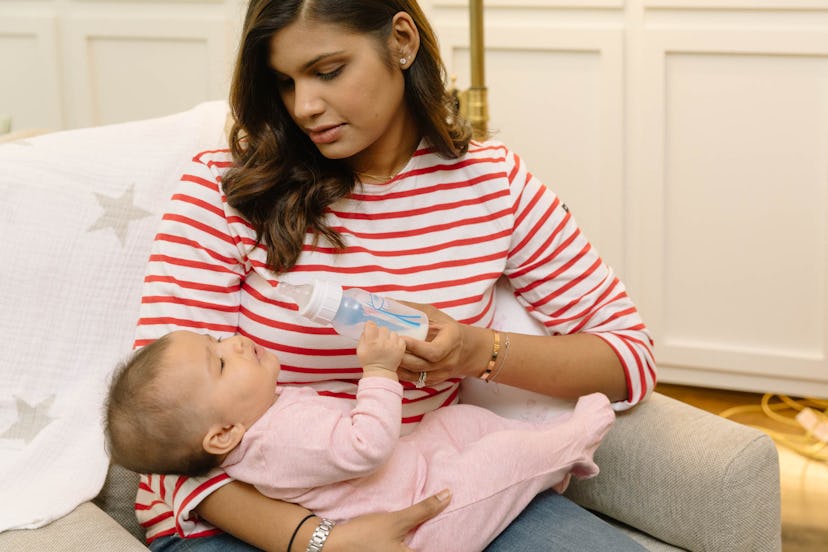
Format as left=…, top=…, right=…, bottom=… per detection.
left=276, top=280, right=428, bottom=341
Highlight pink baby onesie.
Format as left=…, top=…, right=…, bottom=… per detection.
left=222, top=378, right=614, bottom=552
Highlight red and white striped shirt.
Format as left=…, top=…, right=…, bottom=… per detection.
left=133, top=140, right=656, bottom=542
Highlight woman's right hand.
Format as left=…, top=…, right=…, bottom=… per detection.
left=397, top=301, right=492, bottom=384
left=325, top=489, right=452, bottom=551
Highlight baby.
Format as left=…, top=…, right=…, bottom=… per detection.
left=105, top=322, right=615, bottom=551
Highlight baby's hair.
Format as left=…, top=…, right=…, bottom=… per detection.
left=104, top=334, right=222, bottom=476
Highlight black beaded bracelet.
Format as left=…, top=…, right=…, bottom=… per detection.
left=287, top=514, right=316, bottom=552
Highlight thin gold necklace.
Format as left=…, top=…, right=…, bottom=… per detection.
left=354, top=161, right=408, bottom=183
left=355, top=171, right=398, bottom=183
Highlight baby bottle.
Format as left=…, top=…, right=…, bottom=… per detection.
left=276, top=279, right=428, bottom=341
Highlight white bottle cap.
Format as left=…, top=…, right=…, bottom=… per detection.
left=298, top=279, right=343, bottom=325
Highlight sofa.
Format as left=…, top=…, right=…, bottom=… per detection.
left=0, top=101, right=781, bottom=551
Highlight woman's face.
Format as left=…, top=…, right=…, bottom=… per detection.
left=268, top=17, right=414, bottom=169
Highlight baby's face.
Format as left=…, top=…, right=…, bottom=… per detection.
left=164, top=331, right=281, bottom=428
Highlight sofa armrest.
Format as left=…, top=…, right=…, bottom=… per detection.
left=0, top=502, right=147, bottom=551
left=565, top=392, right=781, bottom=552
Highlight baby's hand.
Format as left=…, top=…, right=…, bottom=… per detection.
left=357, top=322, right=405, bottom=380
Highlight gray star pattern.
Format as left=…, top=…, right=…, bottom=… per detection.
left=87, top=184, right=153, bottom=245
left=1, top=395, right=56, bottom=444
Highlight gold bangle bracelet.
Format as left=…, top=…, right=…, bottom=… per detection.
left=488, top=334, right=510, bottom=382
left=479, top=330, right=501, bottom=382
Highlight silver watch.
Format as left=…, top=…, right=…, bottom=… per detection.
left=306, top=518, right=336, bottom=552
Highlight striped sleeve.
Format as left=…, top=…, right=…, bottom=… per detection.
left=137, top=471, right=233, bottom=542
left=134, top=149, right=247, bottom=348
left=501, top=146, right=656, bottom=408
left=134, top=150, right=245, bottom=538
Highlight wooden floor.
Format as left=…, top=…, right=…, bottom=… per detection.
left=656, top=384, right=828, bottom=552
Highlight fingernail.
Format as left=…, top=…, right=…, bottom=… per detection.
left=436, top=489, right=451, bottom=501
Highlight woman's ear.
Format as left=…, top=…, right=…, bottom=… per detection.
left=390, top=12, right=420, bottom=69
left=202, top=423, right=245, bottom=455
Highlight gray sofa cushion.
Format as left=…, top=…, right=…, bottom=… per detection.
left=0, top=502, right=147, bottom=551
left=566, top=392, right=781, bottom=551
left=93, top=464, right=144, bottom=543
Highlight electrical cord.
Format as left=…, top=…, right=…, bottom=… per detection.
left=719, top=394, right=828, bottom=462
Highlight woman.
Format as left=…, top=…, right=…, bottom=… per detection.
left=134, top=1, right=656, bottom=551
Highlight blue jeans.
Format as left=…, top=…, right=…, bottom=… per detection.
left=485, top=490, right=646, bottom=551
left=148, top=491, right=646, bottom=551
left=149, top=532, right=260, bottom=552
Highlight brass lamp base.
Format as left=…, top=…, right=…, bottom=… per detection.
left=457, top=86, right=489, bottom=141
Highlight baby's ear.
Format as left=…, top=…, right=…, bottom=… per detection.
left=203, top=423, right=245, bottom=455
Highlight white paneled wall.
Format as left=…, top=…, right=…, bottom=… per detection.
left=0, top=0, right=247, bottom=130
left=0, top=13, right=62, bottom=131
left=632, top=25, right=828, bottom=397
left=429, top=1, right=828, bottom=398
left=60, top=13, right=231, bottom=128
left=2, top=0, right=827, bottom=397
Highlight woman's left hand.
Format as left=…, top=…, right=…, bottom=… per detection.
left=396, top=302, right=490, bottom=386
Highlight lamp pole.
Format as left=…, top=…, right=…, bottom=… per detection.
left=466, top=0, right=488, bottom=139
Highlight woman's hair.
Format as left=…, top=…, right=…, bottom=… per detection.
left=224, top=0, right=472, bottom=273
left=104, top=335, right=221, bottom=477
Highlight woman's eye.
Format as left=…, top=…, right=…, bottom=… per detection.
left=318, top=67, right=343, bottom=81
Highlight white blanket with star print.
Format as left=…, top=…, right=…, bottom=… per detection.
left=0, top=101, right=230, bottom=532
